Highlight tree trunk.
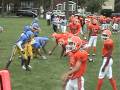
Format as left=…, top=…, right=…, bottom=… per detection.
left=65, top=0, right=69, bottom=19
left=1, top=0, right=4, bottom=17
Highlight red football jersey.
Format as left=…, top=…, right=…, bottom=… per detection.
left=88, top=24, right=100, bottom=36
left=102, top=38, right=114, bottom=57
left=68, top=50, right=88, bottom=79
left=68, top=23, right=81, bottom=36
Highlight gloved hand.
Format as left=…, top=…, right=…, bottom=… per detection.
left=21, top=50, right=25, bottom=54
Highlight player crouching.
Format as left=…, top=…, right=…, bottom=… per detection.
left=96, top=30, right=117, bottom=90
left=62, top=36, right=88, bottom=90
left=16, top=31, right=34, bottom=71
left=32, top=36, right=49, bottom=60
left=5, top=26, right=34, bottom=71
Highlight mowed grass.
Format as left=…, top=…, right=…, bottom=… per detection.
left=0, top=17, right=119, bottom=90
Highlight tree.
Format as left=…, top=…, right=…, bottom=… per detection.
left=85, top=0, right=108, bottom=13
left=115, top=0, right=120, bottom=12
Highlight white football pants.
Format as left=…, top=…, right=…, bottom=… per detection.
left=65, top=76, right=84, bottom=90
left=98, top=57, right=113, bottom=79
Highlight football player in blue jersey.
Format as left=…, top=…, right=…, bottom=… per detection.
left=32, top=36, right=49, bottom=59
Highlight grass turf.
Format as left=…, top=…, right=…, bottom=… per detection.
left=0, top=17, right=119, bottom=90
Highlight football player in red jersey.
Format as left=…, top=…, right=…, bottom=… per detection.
left=62, top=36, right=88, bottom=90
left=87, top=19, right=100, bottom=61
left=68, top=19, right=81, bottom=36
left=48, top=32, right=73, bottom=58
left=96, top=30, right=117, bottom=90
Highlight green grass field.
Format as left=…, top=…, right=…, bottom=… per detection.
left=0, top=17, right=119, bottom=90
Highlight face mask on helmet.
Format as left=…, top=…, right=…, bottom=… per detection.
left=58, top=39, right=64, bottom=46
left=101, top=33, right=108, bottom=40
left=66, top=42, right=76, bottom=53
left=101, top=30, right=111, bottom=40
left=66, top=36, right=81, bottom=53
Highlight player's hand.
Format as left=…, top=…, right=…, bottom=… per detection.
left=61, top=73, right=69, bottom=82
left=102, top=67, right=105, bottom=72
left=21, top=50, right=25, bottom=54
left=61, top=73, right=69, bottom=89
left=48, top=51, right=52, bottom=55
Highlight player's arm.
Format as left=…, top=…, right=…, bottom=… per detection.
left=69, top=60, right=81, bottom=75
left=62, top=60, right=81, bottom=81
left=16, top=41, right=24, bottom=53
left=48, top=39, right=58, bottom=55
left=88, top=29, right=92, bottom=40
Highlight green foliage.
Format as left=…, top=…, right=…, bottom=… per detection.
left=115, top=0, right=120, bottom=12
left=85, top=0, right=108, bottom=13
left=101, top=9, right=112, bottom=17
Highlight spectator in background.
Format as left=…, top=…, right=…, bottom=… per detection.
left=46, top=12, right=51, bottom=25
left=112, top=21, right=119, bottom=33
left=68, top=18, right=81, bottom=36
left=60, top=15, right=67, bottom=33
left=52, top=15, right=59, bottom=32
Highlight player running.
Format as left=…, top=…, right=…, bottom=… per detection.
left=96, top=30, right=117, bottom=90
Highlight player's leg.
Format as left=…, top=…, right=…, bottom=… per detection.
left=108, top=68, right=117, bottom=90
left=22, top=49, right=31, bottom=71
left=63, top=26, right=67, bottom=33
left=24, top=58, right=30, bottom=71
left=28, top=43, right=33, bottom=68
left=81, top=77, right=85, bottom=90
left=96, top=78, right=104, bottom=90
left=37, top=48, right=47, bottom=60
left=61, top=25, right=64, bottom=33
left=27, top=56, right=32, bottom=69
left=42, top=47, right=47, bottom=55
left=65, top=80, right=73, bottom=90
left=20, top=56, right=25, bottom=67
left=87, top=36, right=94, bottom=61
left=96, top=59, right=107, bottom=90
left=60, top=46, right=66, bottom=58
left=41, top=39, right=49, bottom=54
left=76, top=77, right=84, bottom=90
left=5, top=45, right=17, bottom=68
left=92, top=36, right=98, bottom=61
left=72, top=77, right=84, bottom=90
left=109, top=78, right=117, bottom=90
left=92, top=36, right=97, bottom=55
left=107, top=59, right=117, bottom=90
left=87, top=36, right=94, bottom=52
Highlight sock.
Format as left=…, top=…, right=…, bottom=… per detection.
left=24, top=59, right=30, bottom=71
left=28, top=56, right=31, bottom=65
left=21, top=57, right=24, bottom=66
left=93, top=46, right=96, bottom=54
left=109, top=78, right=117, bottom=90
left=87, top=47, right=90, bottom=54
left=96, top=79, right=103, bottom=90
